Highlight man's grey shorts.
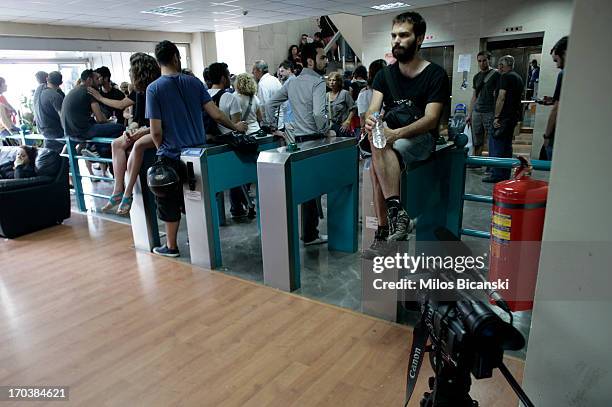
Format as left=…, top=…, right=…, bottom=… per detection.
left=471, top=110, right=494, bottom=148
left=392, top=132, right=434, bottom=170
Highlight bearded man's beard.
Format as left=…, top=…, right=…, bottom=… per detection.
left=392, top=40, right=418, bottom=63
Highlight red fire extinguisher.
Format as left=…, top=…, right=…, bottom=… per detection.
left=489, top=157, right=548, bottom=311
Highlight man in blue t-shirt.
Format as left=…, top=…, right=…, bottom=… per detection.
left=146, top=40, right=247, bottom=258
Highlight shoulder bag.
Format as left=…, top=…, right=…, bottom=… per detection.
left=382, top=67, right=424, bottom=130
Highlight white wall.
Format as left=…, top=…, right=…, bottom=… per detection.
left=0, top=21, right=191, bottom=45
left=191, top=32, right=217, bottom=82
left=89, top=52, right=134, bottom=84
left=522, top=0, right=612, bottom=404
left=0, top=37, right=168, bottom=53
left=242, top=17, right=319, bottom=75
left=362, top=0, right=574, bottom=157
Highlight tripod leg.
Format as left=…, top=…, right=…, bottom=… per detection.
left=421, top=364, right=476, bottom=407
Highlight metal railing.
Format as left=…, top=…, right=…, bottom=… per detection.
left=5, top=133, right=553, bottom=238
left=64, top=136, right=115, bottom=212
left=461, top=156, right=551, bottom=239
left=2, top=133, right=46, bottom=146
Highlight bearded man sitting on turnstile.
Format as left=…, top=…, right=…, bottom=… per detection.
left=364, top=11, right=449, bottom=254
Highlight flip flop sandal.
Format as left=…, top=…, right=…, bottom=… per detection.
left=101, top=192, right=123, bottom=213
left=116, top=195, right=134, bottom=216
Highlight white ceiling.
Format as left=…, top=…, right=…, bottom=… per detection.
left=1, top=0, right=465, bottom=32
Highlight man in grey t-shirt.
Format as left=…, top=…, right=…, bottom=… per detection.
left=32, top=71, right=48, bottom=126
left=466, top=51, right=500, bottom=159
left=38, top=71, right=65, bottom=152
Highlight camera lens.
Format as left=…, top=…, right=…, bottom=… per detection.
left=457, top=300, right=500, bottom=339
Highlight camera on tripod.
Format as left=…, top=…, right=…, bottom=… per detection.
left=403, top=228, right=535, bottom=407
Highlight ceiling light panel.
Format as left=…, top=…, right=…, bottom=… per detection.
left=141, top=4, right=185, bottom=17
left=371, top=2, right=411, bottom=11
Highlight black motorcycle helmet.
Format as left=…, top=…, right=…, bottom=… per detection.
left=147, top=161, right=180, bottom=197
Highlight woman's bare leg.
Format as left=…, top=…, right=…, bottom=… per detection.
left=124, top=134, right=155, bottom=198
left=110, top=137, right=130, bottom=195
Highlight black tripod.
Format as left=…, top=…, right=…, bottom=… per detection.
left=420, top=352, right=477, bottom=407
left=419, top=356, right=534, bottom=407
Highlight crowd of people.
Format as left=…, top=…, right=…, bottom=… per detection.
left=0, top=11, right=568, bottom=257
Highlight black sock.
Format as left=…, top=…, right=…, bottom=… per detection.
left=385, top=196, right=401, bottom=212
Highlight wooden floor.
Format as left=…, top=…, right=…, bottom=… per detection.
left=0, top=214, right=524, bottom=406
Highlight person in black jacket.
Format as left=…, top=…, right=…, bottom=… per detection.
left=0, top=146, right=37, bottom=179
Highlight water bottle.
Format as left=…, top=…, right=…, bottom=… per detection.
left=372, top=112, right=386, bottom=149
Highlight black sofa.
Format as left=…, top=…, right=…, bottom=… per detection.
left=0, top=146, right=70, bottom=238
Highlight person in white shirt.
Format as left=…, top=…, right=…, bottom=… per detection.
left=356, top=59, right=387, bottom=133
left=207, top=62, right=241, bottom=135
left=252, top=60, right=283, bottom=129
left=233, top=73, right=263, bottom=135
left=207, top=62, right=249, bottom=218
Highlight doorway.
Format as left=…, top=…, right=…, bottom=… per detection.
left=486, top=35, right=543, bottom=92
left=485, top=35, right=543, bottom=155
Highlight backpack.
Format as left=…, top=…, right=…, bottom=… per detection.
left=203, top=89, right=226, bottom=140
left=350, top=80, right=367, bottom=102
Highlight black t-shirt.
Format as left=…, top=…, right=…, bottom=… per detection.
left=99, top=86, right=126, bottom=119
left=60, top=86, right=94, bottom=137
left=38, top=87, right=64, bottom=136
left=553, top=70, right=564, bottom=102
left=473, top=69, right=500, bottom=113
left=372, top=62, right=450, bottom=137
left=128, top=90, right=148, bottom=127
left=496, top=71, right=524, bottom=121
left=548, top=70, right=564, bottom=145
left=350, top=79, right=367, bottom=101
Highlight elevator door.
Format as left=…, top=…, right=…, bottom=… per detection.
left=486, top=36, right=543, bottom=99
left=420, top=45, right=454, bottom=126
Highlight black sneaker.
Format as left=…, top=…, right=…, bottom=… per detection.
left=362, top=228, right=392, bottom=259
left=153, top=245, right=180, bottom=258
left=247, top=207, right=256, bottom=219
left=362, top=240, right=387, bottom=260
left=231, top=210, right=247, bottom=219
left=387, top=208, right=414, bottom=241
